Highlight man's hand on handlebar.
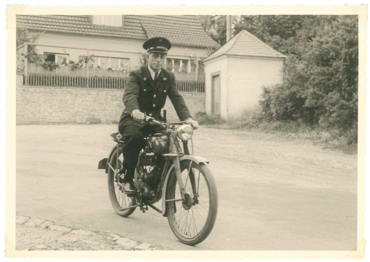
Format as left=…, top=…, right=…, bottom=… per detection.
left=185, top=117, right=199, bottom=130
left=131, top=109, right=145, bottom=122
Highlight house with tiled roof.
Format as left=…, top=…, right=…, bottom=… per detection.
left=203, top=30, right=286, bottom=119
left=16, top=15, right=218, bottom=81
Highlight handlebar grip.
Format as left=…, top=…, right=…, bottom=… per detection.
left=145, top=114, right=153, bottom=122
left=133, top=112, right=165, bottom=127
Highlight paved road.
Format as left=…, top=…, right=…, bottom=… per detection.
left=16, top=125, right=357, bottom=250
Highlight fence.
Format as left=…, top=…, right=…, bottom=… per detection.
left=24, top=74, right=205, bottom=92
left=27, top=63, right=204, bottom=81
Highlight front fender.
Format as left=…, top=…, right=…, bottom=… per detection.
left=161, top=155, right=209, bottom=217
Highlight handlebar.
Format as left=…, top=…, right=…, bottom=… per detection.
left=144, top=115, right=166, bottom=126
left=144, top=115, right=185, bottom=127
left=130, top=111, right=187, bottom=128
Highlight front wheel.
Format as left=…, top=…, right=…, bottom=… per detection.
left=166, top=160, right=218, bottom=245
left=107, top=148, right=136, bottom=217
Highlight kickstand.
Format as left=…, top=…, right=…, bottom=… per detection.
left=148, top=204, right=162, bottom=214
left=140, top=204, right=149, bottom=213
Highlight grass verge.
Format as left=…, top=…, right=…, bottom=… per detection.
left=194, top=110, right=357, bottom=151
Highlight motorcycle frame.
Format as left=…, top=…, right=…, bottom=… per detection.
left=101, top=121, right=209, bottom=216
left=135, top=122, right=210, bottom=216
left=152, top=125, right=210, bottom=217
left=141, top=125, right=187, bottom=205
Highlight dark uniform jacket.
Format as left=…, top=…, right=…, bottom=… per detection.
left=119, top=65, right=191, bottom=131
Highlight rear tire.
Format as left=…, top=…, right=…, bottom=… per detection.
left=166, top=160, right=218, bottom=245
left=107, top=148, right=136, bottom=217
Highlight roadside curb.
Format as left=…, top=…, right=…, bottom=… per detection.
left=16, top=215, right=160, bottom=250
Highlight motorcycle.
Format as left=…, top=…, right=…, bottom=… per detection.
left=98, top=113, right=218, bottom=245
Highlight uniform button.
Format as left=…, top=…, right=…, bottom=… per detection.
left=153, top=95, right=156, bottom=98
left=149, top=113, right=152, bottom=116
left=144, top=89, right=146, bottom=91
left=164, top=90, right=166, bottom=93
left=153, top=104, right=156, bottom=107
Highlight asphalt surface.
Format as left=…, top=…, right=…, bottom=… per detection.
left=16, top=125, right=357, bottom=250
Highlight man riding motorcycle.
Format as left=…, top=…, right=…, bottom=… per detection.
left=118, top=36, right=199, bottom=192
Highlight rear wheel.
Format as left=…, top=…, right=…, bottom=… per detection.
left=166, top=160, right=218, bottom=245
left=107, top=148, right=136, bottom=217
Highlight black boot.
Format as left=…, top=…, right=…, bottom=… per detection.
left=122, top=167, right=135, bottom=192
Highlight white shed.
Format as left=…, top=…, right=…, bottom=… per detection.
left=203, top=30, right=286, bottom=120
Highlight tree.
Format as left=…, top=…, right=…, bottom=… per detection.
left=16, top=27, right=42, bottom=47
left=259, top=16, right=358, bottom=143
left=200, top=15, right=229, bottom=46
left=16, top=27, right=45, bottom=65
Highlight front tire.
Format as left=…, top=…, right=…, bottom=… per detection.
left=166, top=160, right=218, bottom=245
left=107, top=148, right=136, bottom=217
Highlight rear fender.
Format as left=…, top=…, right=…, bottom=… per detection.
left=98, top=158, right=108, bottom=170
left=161, top=155, right=209, bottom=217
left=99, top=145, right=119, bottom=174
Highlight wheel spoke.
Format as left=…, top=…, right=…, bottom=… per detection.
left=193, top=205, right=207, bottom=222
left=183, top=211, right=190, bottom=234
left=197, top=203, right=209, bottom=217
left=175, top=206, right=187, bottom=222
left=190, top=207, right=206, bottom=233
left=181, top=212, right=186, bottom=233
left=174, top=204, right=184, bottom=218
left=187, top=211, right=193, bottom=237
left=192, top=208, right=198, bottom=235
left=191, top=209, right=197, bottom=235
left=177, top=208, right=188, bottom=225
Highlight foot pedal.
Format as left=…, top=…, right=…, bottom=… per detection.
left=126, top=190, right=137, bottom=196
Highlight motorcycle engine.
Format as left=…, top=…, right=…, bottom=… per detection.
left=135, top=166, right=161, bottom=200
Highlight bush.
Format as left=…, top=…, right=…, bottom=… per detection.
left=194, top=112, right=226, bottom=125
left=257, top=16, right=358, bottom=144
left=227, top=108, right=262, bottom=128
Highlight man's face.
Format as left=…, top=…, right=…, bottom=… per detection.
left=147, top=52, right=167, bottom=72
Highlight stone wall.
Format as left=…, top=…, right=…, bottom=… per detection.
left=16, top=75, right=205, bottom=124
left=16, top=74, right=23, bottom=86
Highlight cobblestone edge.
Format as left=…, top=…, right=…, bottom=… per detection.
left=16, top=215, right=159, bottom=250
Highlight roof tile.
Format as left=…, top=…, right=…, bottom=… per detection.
left=16, top=15, right=218, bottom=48
left=204, top=30, right=286, bottom=62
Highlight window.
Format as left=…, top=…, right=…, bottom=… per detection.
left=98, top=57, right=109, bottom=69
left=166, top=58, right=191, bottom=73
left=44, top=52, right=69, bottom=64
left=93, top=56, right=130, bottom=71
left=93, top=15, right=122, bottom=27
left=110, top=58, right=120, bottom=68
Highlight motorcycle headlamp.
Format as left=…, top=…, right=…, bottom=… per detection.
left=176, top=124, right=193, bottom=141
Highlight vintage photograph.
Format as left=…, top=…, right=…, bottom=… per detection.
left=6, top=5, right=365, bottom=259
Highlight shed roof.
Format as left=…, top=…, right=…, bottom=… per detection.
left=203, top=30, right=286, bottom=62
left=16, top=15, right=219, bottom=48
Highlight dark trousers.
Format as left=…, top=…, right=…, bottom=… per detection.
left=119, top=123, right=164, bottom=183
